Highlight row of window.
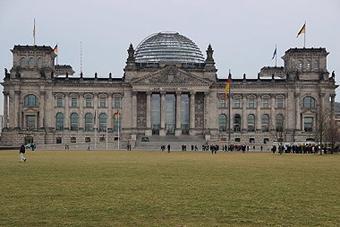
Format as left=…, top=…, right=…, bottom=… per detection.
left=218, top=96, right=316, bottom=109
left=22, top=94, right=317, bottom=110
left=218, top=114, right=314, bottom=132
left=218, top=114, right=284, bottom=132
left=56, top=112, right=121, bottom=132
left=56, top=96, right=122, bottom=108
left=218, top=96, right=285, bottom=109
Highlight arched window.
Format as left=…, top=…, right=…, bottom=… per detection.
left=275, top=114, right=284, bottom=131
left=85, top=113, right=93, bottom=131
left=261, top=114, right=270, bottom=132
left=99, top=113, right=107, bottom=131
left=99, top=96, right=107, bottom=108
left=233, top=96, right=241, bottom=108
left=24, top=94, right=38, bottom=107
left=113, top=96, right=122, bottom=109
left=303, top=96, right=316, bottom=109
left=28, top=57, right=35, bottom=68
left=247, top=114, right=255, bottom=132
left=20, top=57, right=27, bottom=67
left=55, top=112, right=64, bottom=130
left=113, top=112, right=122, bottom=132
left=218, top=114, right=227, bottom=132
left=233, top=114, right=241, bottom=132
left=70, top=113, right=79, bottom=131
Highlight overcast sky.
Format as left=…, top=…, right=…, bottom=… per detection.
left=0, top=0, right=339, bottom=114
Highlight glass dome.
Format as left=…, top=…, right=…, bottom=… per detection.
left=134, top=32, right=205, bottom=64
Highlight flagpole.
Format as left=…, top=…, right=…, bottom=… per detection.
left=275, top=44, right=277, bottom=67
left=228, top=84, right=231, bottom=143
left=304, top=21, right=306, bottom=48
left=33, top=18, right=36, bottom=45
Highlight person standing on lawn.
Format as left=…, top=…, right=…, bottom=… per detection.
left=19, top=144, right=26, bottom=162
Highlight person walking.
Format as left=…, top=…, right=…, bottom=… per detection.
left=167, top=144, right=171, bottom=153
left=19, top=144, right=26, bottom=162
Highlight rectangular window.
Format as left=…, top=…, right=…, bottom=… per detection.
left=85, top=97, right=93, bottom=108
left=99, top=97, right=106, bottom=108
left=276, top=97, right=285, bottom=108
left=70, top=137, right=76, bottom=143
left=304, top=117, right=313, bottom=132
left=113, top=97, right=122, bottom=109
left=56, top=97, right=64, bottom=107
left=247, top=98, right=256, bottom=109
left=218, top=98, right=226, bottom=108
left=26, top=115, right=36, bottom=129
left=233, top=97, right=241, bottom=108
left=262, top=98, right=270, bottom=108
left=85, top=137, right=91, bottom=143
left=71, top=97, right=78, bottom=108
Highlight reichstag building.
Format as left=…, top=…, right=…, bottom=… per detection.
left=1, top=32, right=337, bottom=147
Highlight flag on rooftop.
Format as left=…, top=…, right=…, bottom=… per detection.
left=297, top=23, right=306, bottom=37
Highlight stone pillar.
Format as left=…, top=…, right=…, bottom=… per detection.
left=14, top=91, right=20, bottom=128
left=8, top=90, right=15, bottom=129
left=3, top=92, right=8, bottom=128
left=108, top=94, right=113, bottom=129
left=131, top=92, right=137, bottom=130
left=39, top=91, right=46, bottom=129
left=270, top=95, right=276, bottom=130
left=330, top=94, right=335, bottom=120
left=160, top=92, right=166, bottom=136
left=145, top=92, right=152, bottom=136
left=256, top=95, right=261, bottom=131
left=242, top=95, right=247, bottom=131
left=64, top=93, right=69, bottom=130
left=189, top=91, right=195, bottom=135
left=79, top=93, right=84, bottom=130
left=295, top=93, right=300, bottom=130
left=175, top=91, right=182, bottom=136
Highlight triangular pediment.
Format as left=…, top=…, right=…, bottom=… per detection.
left=131, top=66, right=212, bottom=86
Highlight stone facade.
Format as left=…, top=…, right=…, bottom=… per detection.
left=1, top=36, right=338, bottom=147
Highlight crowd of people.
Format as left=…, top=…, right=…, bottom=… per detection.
left=271, top=144, right=340, bottom=154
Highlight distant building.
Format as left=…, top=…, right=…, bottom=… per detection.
left=0, top=32, right=338, bottom=146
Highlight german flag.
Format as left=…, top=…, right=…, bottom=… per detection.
left=53, top=44, right=58, bottom=55
left=297, top=23, right=306, bottom=37
left=224, top=79, right=231, bottom=96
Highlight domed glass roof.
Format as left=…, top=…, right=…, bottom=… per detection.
left=134, top=32, right=205, bottom=64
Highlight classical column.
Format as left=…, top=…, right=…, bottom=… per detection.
left=39, top=91, right=46, bottom=129
left=189, top=91, right=195, bottom=135
left=256, top=95, right=261, bottom=131
left=270, top=95, right=276, bottom=130
left=108, top=93, right=113, bottom=129
left=175, top=91, right=182, bottom=136
left=330, top=94, right=336, bottom=120
left=131, top=91, right=137, bottom=130
left=14, top=91, right=20, bottom=128
left=242, top=95, right=247, bottom=131
left=79, top=93, right=84, bottom=130
left=160, top=92, right=166, bottom=136
left=295, top=93, right=300, bottom=130
left=3, top=92, right=8, bottom=128
left=64, top=93, right=69, bottom=130
left=8, top=90, right=15, bottom=129
left=145, top=92, right=152, bottom=136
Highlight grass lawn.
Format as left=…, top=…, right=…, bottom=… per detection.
left=0, top=151, right=339, bottom=226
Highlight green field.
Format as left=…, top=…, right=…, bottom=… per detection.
left=0, top=151, right=339, bottom=226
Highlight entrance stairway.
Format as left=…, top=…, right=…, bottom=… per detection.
left=134, top=135, right=206, bottom=151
